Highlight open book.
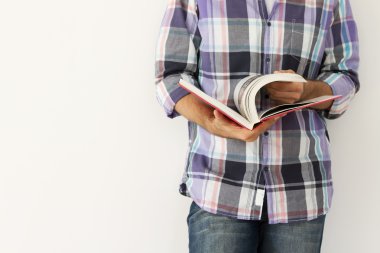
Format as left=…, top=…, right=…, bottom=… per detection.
left=179, top=73, right=341, bottom=130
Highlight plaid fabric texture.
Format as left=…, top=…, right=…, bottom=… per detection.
left=155, top=0, right=359, bottom=224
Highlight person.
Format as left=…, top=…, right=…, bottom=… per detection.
left=154, top=0, right=359, bottom=252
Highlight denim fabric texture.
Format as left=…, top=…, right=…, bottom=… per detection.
left=187, top=195, right=326, bottom=253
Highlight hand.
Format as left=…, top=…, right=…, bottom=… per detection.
left=266, top=69, right=305, bottom=104
left=206, top=110, right=281, bottom=142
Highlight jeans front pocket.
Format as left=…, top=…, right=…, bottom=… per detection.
left=187, top=201, right=202, bottom=226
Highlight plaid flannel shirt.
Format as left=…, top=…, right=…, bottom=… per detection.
left=155, top=0, right=359, bottom=224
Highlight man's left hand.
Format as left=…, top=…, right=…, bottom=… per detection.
left=265, top=69, right=306, bottom=104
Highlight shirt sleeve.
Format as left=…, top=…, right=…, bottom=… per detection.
left=316, top=0, right=360, bottom=120
left=154, top=0, right=201, bottom=118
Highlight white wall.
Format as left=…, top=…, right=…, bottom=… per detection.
left=0, top=0, right=378, bottom=252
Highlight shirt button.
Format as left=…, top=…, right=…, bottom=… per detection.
left=263, top=166, right=269, bottom=171
left=266, top=57, right=270, bottom=63
left=264, top=131, right=269, bottom=136
left=267, top=21, right=271, bottom=27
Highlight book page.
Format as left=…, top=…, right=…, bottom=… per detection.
left=234, top=75, right=262, bottom=120
left=234, top=73, right=307, bottom=124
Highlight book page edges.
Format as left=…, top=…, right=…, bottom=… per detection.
left=259, top=95, right=342, bottom=121
left=236, top=73, right=307, bottom=125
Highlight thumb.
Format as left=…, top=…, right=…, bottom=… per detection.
left=213, top=109, right=221, bottom=118
left=213, top=109, right=227, bottom=121
left=214, top=109, right=245, bottom=129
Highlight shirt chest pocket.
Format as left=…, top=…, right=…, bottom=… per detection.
left=282, top=18, right=326, bottom=75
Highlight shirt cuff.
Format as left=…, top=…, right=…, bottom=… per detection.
left=155, top=73, right=198, bottom=118
left=316, top=72, right=356, bottom=119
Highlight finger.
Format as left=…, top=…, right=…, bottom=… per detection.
left=273, top=69, right=295, bottom=74
left=271, top=97, right=298, bottom=105
left=214, top=109, right=231, bottom=123
left=214, top=110, right=243, bottom=128
left=213, top=109, right=223, bottom=119
left=268, top=90, right=301, bottom=102
left=214, top=109, right=231, bottom=125
left=267, top=88, right=302, bottom=100
left=266, top=82, right=303, bottom=92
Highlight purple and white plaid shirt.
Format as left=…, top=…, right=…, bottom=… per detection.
left=155, top=0, right=359, bottom=224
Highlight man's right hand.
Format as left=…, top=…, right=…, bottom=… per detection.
left=205, top=109, right=280, bottom=142
left=174, top=93, right=281, bottom=143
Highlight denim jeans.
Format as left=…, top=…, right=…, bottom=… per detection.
left=187, top=195, right=326, bottom=253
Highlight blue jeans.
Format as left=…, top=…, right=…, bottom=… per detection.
left=187, top=198, right=326, bottom=253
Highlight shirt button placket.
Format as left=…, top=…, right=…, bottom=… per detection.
left=264, top=24, right=271, bottom=74
left=259, top=11, right=273, bottom=219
